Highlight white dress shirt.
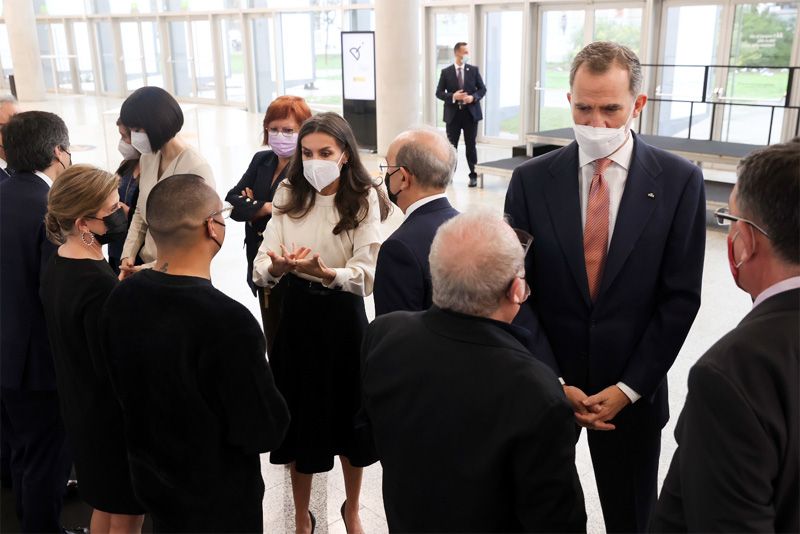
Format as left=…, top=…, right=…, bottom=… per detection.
left=34, top=170, right=53, bottom=188
left=405, top=193, right=448, bottom=218
left=575, top=133, right=641, bottom=403
left=753, top=276, right=800, bottom=309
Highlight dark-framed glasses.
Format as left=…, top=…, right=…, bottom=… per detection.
left=714, top=206, right=769, bottom=237
left=267, top=127, right=296, bottom=138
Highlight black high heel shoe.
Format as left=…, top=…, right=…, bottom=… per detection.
left=340, top=501, right=348, bottom=532
left=309, top=510, right=316, bottom=534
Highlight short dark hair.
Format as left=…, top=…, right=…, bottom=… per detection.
left=570, top=41, right=643, bottom=96
left=736, top=142, right=800, bottom=265
left=147, top=174, right=220, bottom=247
left=119, top=86, right=183, bottom=152
left=3, top=111, right=69, bottom=172
left=454, top=42, right=467, bottom=54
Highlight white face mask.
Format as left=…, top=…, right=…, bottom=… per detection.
left=572, top=107, right=635, bottom=160
left=130, top=130, right=153, bottom=154
left=461, top=55, right=470, bottom=64
left=303, top=153, right=344, bottom=193
left=118, top=139, right=139, bottom=160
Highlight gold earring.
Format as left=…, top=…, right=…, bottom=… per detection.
left=80, top=231, right=95, bottom=246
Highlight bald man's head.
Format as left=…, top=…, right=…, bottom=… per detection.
left=392, top=128, right=456, bottom=190
left=147, top=174, right=222, bottom=249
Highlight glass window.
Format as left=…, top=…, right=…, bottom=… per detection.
left=538, top=10, right=585, bottom=131
left=37, top=24, right=56, bottom=91
left=221, top=18, right=245, bottom=103
left=141, top=22, right=163, bottom=87
left=169, top=21, right=193, bottom=98
left=657, top=5, right=723, bottom=139
left=121, top=22, right=145, bottom=91
left=98, top=0, right=157, bottom=14
left=35, top=0, right=87, bottom=16
left=192, top=20, right=215, bottom=99
left=594, top=8, right=642, bottom=55
left=345, top=9, right=374, bottom=31
left=722, top=2, right=797, bottom=144
left=483, top=10, right=523, bottom=139
left=73, top=22, right=95, bottom=92
left=433, top=12, right=469, bottom=128
left=0, top=25, right=12, bottom=84
left=282, top=10, right=343, bottom=111
left=251, top=17, right=276, bottom=114
left=96, top=20, right=121, bottom=94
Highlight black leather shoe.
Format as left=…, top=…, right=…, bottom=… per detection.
left=468, top=176, right=478, bottom=188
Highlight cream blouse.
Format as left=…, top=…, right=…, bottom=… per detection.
left=121, top=145, right=215, bottom=264
left=252, top=182, right=383, bottom=297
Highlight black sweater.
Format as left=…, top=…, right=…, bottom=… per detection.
left=101, top=269, right=289, bottom=532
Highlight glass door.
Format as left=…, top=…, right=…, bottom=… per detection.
left=537, top=8, right=587, bottom=131
left=656, top=4, right=725, bottom=140
left=720, top=1, right=797, bottom=144
left=430, top=10, right=469, bottom=129
left=249, top=15, right=277, bottom=114
left=168, top=18, right=216, bottom=101
left=482, top=7, right=524, bottom=140
left=220, top=17, right=246, bottom=105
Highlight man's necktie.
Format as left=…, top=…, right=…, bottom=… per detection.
left=457, top=67, right=464, bottom=90
left=584, top=157, right=612, bottom=301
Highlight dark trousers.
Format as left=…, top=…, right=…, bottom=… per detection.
left=1, top=387, right=71, bottom=533
left=580, top=418, right=661, bottom=533
left=445, top=108, right=479, bottom=176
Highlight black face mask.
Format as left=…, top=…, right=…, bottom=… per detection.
left=90, top=208, right=128, bottom=245
left=385, top=168, right=403, bottom=206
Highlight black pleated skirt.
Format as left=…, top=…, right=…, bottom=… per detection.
left=269, top=274, right=377, bottom=474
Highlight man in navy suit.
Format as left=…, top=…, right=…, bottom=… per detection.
left=0, top=111, right=73, bottom=532
left=436, top=42, right=486, bottom=188
left=374, top=128, right=459, bottom=315
left=504, top=42, right=705, bottom=532
left=0, top=94, right=20, bottom=182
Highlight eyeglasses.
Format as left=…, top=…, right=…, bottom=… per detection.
left=513, top=228, right=534, bottom=256
left=714, top=206, right=769, bottom=237
left=207, top=204, right=233, bottom=223
left=266, top=127, right=296, bottom=138
left=506, top=273, right=531, bottom=303
left=379, top=163, right=405, bottom=177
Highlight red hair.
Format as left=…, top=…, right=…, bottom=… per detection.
left=262, top=95, right=312, bottom=145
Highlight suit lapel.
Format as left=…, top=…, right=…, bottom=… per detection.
left=544, top=142, right=591, bottom=307
left=597, top=136, right=659, bottom=300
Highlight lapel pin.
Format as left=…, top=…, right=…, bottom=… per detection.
left=647, top=192, right=655, bottom=198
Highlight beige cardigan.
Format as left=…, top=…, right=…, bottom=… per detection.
left=121, top=145, right=215, bottom=263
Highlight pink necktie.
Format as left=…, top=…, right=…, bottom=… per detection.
left=457, top=67, right=464, bottom=90
left=584, top=158, right=611, bottom=301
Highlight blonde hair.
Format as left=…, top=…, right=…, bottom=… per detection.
left=45, top=164, right=119, bottom=244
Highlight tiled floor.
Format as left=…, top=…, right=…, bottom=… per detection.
left=14, top=95, right=751, bottom=533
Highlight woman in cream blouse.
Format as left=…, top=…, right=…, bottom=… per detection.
left=117, top=87, right=215, bottom=279
left=253, top=112, right=390, bottom=534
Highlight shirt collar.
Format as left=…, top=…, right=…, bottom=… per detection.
left=578, top=129, right=635, bottom=170
left=454, top=62, right=465, bottom=71
left=34, top=170, right=53, bottom=188
left=405, top=193, right=448, bottom=218
left=0, top=156, right=7, bottom=169
left=752, top=276, right=800, bottom=309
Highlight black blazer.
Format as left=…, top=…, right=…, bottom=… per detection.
left=652, top=288, right=799, bottom=533
left=504, top=136, right=706, bottom=428
left=225, top=150, right=287, bottom=295
left=0, top=171, right=58, bottom=390
left=435, top=64, right=486, bottom=123
left=361, top=306, right=587, bottom=533
left=373, top=197, right=458, bottom=316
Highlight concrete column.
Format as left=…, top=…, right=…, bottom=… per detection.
left=5, top=0, right=46, bottom=101
left=375, top=0, right=420, bottom=155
